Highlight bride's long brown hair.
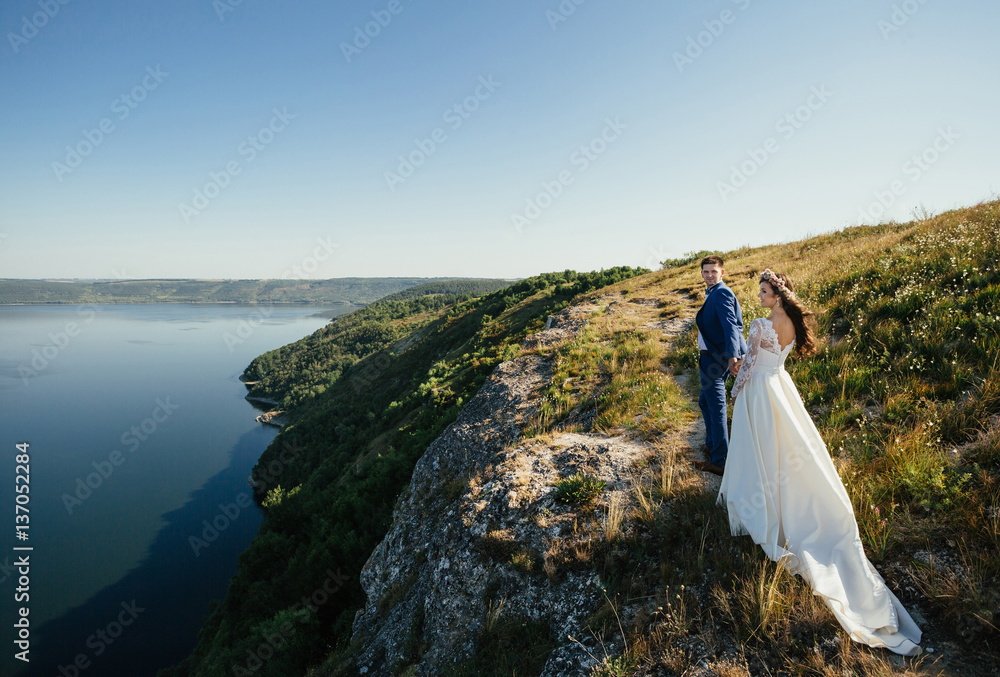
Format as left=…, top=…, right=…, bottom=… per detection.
left=764, top=271, right=818, bottom=357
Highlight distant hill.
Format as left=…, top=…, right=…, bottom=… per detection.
left=0, top=277, right=517, bottom=306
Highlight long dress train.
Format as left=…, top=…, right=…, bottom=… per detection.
left=718, top=317, right=922, bottom=656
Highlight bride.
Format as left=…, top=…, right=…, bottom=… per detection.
left=718, top=269, right=922, bottom=656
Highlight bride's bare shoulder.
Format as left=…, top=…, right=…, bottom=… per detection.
left=770, top=315, right=794, bottom=331
left=768, top=315, right=796, bottom=344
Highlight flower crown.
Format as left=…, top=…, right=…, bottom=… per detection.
left=760, top=268, right=795, bottom=299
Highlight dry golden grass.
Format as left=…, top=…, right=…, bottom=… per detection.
left=540, top=200, right=1000, bottom=674
left=524, top=300, right=693, bottom=439
left=631, top=474, right=657, bottom=526
left=788, top=638, right=949, bottom=677
left=541, top=534, right=593, bottom=582
left=601, top=490, right=627, bottom=542
left=704, top=656, right=753, bottom=677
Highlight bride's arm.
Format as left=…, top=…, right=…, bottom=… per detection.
left=731, top=319, right=762, bottom=401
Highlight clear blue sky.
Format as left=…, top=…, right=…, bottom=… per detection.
left=1, top=0, right=997, bottom=280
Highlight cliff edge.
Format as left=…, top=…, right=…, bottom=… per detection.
left=350, top=306, right=662, bottom=675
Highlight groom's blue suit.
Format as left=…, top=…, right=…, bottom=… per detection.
left=695, top=281, right=748, bottom=468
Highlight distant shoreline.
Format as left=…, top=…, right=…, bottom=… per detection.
left=0, top=300, right=360, bottom=306
left=0, top=277, right=514, bottom=309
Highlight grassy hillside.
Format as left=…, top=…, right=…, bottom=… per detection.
left=491, top=199, right=999, bottom=675
left=0, top=277, right=505, bottom=305
left=158, top=267, right=649, bottom=677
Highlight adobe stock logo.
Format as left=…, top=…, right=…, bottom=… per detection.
left=716, top=85, right=833, bottom=201
left=855, top=127, right=959, bottom=225
left=221, top=237, right=338, bottom=353
left=545, top=0, right=588, bottom=31
left=213, top=0, right=246, bottom=22
left=51, top=66, right=169, bottom=182
left=7, top=0, right=73, bottom=54
left=340, top=0, right=415, bottom=63
left=188, top=493, right=254, bottom=557
left=878, top=0, right=931, bottom=39
left=19, top=306, right=99, bottom=385
left=673, top=0, right=752, bottom=73
left=178, top=107, right=295, bottom=222
left=383, top=75, right=501, bottom=191
left=54, top=600, right=145, bottom=677
left=61, top=398, right=180, bottom=514
left=510, top=117, right=627, bottom=234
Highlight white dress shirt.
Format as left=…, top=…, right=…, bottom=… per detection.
left=697, top=282, right=718, bottom=350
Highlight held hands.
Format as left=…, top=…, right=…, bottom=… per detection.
left=728, top=357, right=742, bottom=377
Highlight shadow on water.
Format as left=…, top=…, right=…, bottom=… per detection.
left=20, top=426, right=273, bottom=677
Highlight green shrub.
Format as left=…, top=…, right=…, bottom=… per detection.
left=553, top=472, right=605, bottom=504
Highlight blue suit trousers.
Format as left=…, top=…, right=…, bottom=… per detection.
left=699, top=352, right=730, bottom=467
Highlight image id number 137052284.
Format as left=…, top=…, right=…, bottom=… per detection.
left=14, top=441, right=32, bottom=664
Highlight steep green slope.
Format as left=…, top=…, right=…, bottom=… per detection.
left=241, top=279, right=517, bottom=409
left=159, top=267, right=648, bottom=677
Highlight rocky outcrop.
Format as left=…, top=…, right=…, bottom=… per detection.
left=350, top=308, right=655, bottom=676
left=242, top=378, right=286, bottom=427
left=254, top=410, right=287, bottom=428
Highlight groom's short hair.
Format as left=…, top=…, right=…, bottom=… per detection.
left=701, top=255, right=724, bottom=269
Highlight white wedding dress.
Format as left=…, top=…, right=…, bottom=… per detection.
left=718, top=317, right=922, bottom=656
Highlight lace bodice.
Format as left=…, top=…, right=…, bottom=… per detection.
left=731, top=318, right=795, bottom=400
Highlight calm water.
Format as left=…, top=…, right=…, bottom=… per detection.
left=0, top=303, right=359, bottom=676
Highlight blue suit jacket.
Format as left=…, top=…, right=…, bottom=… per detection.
left=695, top=281, right=748, bottom=363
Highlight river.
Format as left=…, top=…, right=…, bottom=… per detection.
left=0, top=303, right=360, bottom=676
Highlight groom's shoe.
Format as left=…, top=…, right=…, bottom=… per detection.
left=693, top=460, right=724, bottom=476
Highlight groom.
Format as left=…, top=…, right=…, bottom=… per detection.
left=693, top=255, right=747, bottom=476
